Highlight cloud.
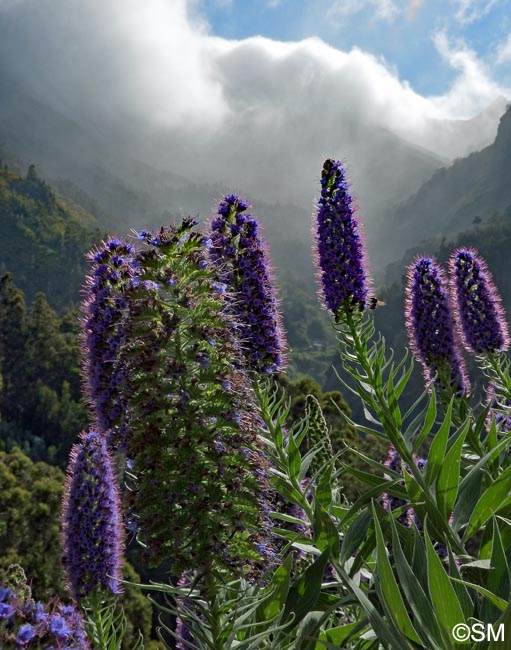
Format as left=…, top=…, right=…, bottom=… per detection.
left=496, top=32, right=511, bottom=64
left=452, top=0, right=500, bottom=24
left=432, top=31, right=505, bottom=115
left=0, top=0, right=507, bottom=209
left=327, top=0, right=399, bottom=22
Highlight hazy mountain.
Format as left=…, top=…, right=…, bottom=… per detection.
left=0, top=64, right=479, bottom=257
left=0, top=163, right=101, bottom=309
left=374, top=103, right=511, bottom=269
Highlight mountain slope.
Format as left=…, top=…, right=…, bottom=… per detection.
left=0, top=163, right=101, bottom=309
left=375, top=104, right=511, bottom=266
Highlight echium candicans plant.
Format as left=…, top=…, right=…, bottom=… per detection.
left=82, top=239, right=137, bottom=446
left=209, top=194, right=285, bottom=374
left=62, top=431, right=124, bottom=601
left=405, top=256, right=469, bottom=396
left=116, top=219, right=274, bottom=582
left=306, top=158, right=511, bottom=649
left=125, top=163, right=511, bottom=649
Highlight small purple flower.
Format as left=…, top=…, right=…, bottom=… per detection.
left=381, top=448, right=408, bottom=525
left=314, top=159, right=372, bottom=315
left=450, top=248, right=509, bottom=354
left=405, top=257, right=469, bottom=394
left=485, top=383, right=511, bottom=439
left=211, top=281, right=227, bottom=295
left=0, top=602, right=14, bottom=619
left=0, top=587, right=12, bottom=602
left=50, top=614, right=71, bottom=639
left=62, top=431, right=124, bottom=599
left=16, top=623, right=36, bottom=645
left=33, top=602, right=48, bottom=623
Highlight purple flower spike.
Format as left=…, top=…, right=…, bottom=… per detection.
left=82, top=238, right=137, bottom=444
left=210, top=194, right=286, bottom=374
left=314, top=159, right=372, bottom=315
left=450, top=248, right=510, bottom=354
left=405, top=257, right=469, bottom=394
left=62, top=431, right=124, bottom=600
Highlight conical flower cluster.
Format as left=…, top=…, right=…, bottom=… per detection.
left=210, top=194, right=285, bottom=374
left=405, top=257, right=469, bottom=394
left=315, top=159, right=371, bottom=316
left=62, top=431, right=123, bottom=600
left=450, top=248, right=509, bottom=354
left=82, top=239, right=136, bottom=444
left=117, top=220, right=274, bottom=577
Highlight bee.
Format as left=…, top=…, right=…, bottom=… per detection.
left=368, top=296, right=386, bottom=310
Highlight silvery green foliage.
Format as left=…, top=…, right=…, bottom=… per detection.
left=116, top=220, right=274, bottom=579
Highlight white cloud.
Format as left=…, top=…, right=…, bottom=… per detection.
left=432, top=31, right=505, bottom=116
left=452, top=0, right=500, bottom=23
left=327, top=0, right=399, bottom=22
left=496, top=32, right=511, bottom=64
left=0, top=0, right=507, bottom=207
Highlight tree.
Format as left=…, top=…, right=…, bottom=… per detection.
left=0, top=448, right=65, bottom=600
left=0, top=274, right=27, bottom=423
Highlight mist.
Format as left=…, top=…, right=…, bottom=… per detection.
left=0, top=0, right=508, bottom=238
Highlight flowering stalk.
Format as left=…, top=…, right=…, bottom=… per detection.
left=117, top=219, right=274, bottom=582
left=450, top=248, right=509, bottom=355
left=62, top=431, right=124, bottom=601
left=82, top=239, right=137, bottom=446
left=303, top=395, right=336, bottom=484
left=314, top=159, right=371, bottom=318
left=405, top=257, right=469, bottom=396
left=209, top=194, right=286, bottom=374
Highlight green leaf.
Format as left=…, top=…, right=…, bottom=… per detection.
left=452, top=467, right=483, bottom=532
left=339, top=508, right=372, bottom=564
left=464, top=463, right=511, bottom=540
left=449, top=577, right=508, bottom=612
left=488, top=602, right=511, bottom=650
left=288, top=432, right=301, bottom=480
left=447, top=547, right=473, bottom=621
left=256, top=554, right=292, bottom=623
left=314, top=623, right=362, bottom=649
left=436, top=422, right=469, bottom=518
left=425, top=399, right=453, bottom=486
left=334, top=561, right=409, bottom=650
left=413, top=388, right=437, bottom=452
left=425, top=524, right=465, bottom=644
left=373, top=504, right=421, bottom=643
left=312, top=497, right=339, bottom=554
left=315, top=461, right=333, bottom=510
left=481, top=519, right=510, bottom=624
left=282, top=548, right=330, bottom=629
left=389, top=517, right=448, bottom=649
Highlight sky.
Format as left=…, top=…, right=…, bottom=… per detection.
left=0, top=0, right=509, bottom=213
left=200, top=0, right=511, bottom=99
